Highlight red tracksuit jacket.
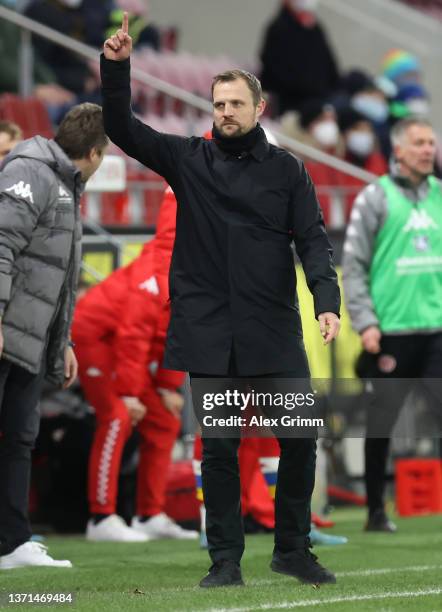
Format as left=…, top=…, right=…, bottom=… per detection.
left=73, top=187, right=183, bottom=406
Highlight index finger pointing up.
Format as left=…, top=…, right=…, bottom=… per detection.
left=122, top=11, right=129, bottom=34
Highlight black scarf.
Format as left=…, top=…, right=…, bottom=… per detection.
left=212, top=123, right=264, bottom=156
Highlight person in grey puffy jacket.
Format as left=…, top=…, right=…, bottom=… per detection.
left=0, top=103, right=108, bottom=570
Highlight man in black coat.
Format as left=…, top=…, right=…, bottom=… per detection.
left=101, top=14, right=341, bottom=588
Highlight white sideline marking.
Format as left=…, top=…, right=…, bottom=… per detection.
left=205, top=588, right=442, bottom=612
left=247, top=564, right=442, bottom=587
left=149, top=564, right=442, bottom=596
left=337, top=564, right=442, bottom=578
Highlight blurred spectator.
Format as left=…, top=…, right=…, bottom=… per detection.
left=0, top=120, right=23, bottom=161
left=25, top=0, right=100, bottom=98
left=282, top=101, right=386, bottom=224
left=338, top=108, right=387, bottom=174
left=380, top=50, right=426, bottom=122
left=0, top=0, right=75, bottom=108
left=340, top=70, right=392, bottom=161
left=79, top=0, right=114, bottom=48
left=282, top=99, right=341, bottom=153
left=342, top=71, right=390, bottom=124
left=260, top=0, right=340, bottom=115
left=380, top=51, right=437, bottom=168
left=338, top=107, right=388, bottom=220
left=281, top=100, right=347, bottom=224
left=300, top=100, right=341, bottom=153
left=389, top=83, right=430, bottom=121
left=80, top=0, right=160, bottom=51
left=381, top=49, right=422, bottom=89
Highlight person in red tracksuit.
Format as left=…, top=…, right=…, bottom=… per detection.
left=72, top=187, right=198, bottom=542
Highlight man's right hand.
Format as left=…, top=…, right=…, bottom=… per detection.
left=159, top=389, right=184, bottom=419
left=122, top=396, right=146, bottom=426
left=361, top=326, right=381, bottom=354
left=103, top=11, right=133, bottom=61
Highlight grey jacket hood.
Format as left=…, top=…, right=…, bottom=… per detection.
left=3, top=136, right=80, bottom=188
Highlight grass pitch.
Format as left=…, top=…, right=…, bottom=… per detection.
left=1, top=509, right=441, bottom=611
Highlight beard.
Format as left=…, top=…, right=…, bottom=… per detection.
left=217, top=122, right=247, bottom=138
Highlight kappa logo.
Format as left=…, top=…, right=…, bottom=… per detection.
left=86, top=367, right=103, bottom=377
left=139, top=275, right=159, bottom=295
left=5, top=181, right=34, bottom=203
left=403, top=209, right=438, bottom=232
left=58, top=185, right=72, bottom=204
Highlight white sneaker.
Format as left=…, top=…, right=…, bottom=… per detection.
left=0, top=541, right=72, bottom=569
left=132, top=513, right=199, bottom=540
left=86, top=514, right=149, bottom=542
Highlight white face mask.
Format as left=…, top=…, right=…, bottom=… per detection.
left=58, top=0, right=82, bottom=8
left=312, top=120, right=339, bottom=148
left=406, top=98, right=430, bottom=116
left=346, top=131, right=375, bottom=158
left=352, top=94, right=389, bottom=123
left=288, top=0, right=318, bottom=13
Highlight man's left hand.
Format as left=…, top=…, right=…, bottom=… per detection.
left=318, top=312, right=340, bottom=345
left=63, top=346, right=78, bottom=389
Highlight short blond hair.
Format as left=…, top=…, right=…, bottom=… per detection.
left=212, top=70, right=263, bottom=106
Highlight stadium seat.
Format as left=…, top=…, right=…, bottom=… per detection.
left=0, top=93, right=53, bottom=139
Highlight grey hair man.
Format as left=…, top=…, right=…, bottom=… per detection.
left=343, top=117, right=442, bottom=532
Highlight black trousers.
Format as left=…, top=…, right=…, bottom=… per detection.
left=190, top=349, right=316, bottom=564
left=358, top=333, right=442, bottom=514
left=0, top=359, right=45, bottom=555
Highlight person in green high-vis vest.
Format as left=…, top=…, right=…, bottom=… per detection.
left=342, top=117, right=442, bottom=533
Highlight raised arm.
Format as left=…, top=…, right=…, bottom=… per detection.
left=101, top=12, right=188, bottom=182
left=103, top=11, right=133, bottom=61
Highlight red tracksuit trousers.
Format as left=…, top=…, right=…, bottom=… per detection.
left=76, top=342, right=180, bottom=516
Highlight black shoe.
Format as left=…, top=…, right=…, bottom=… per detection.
left=271, top=548, right=336, bottom=584
left=199, top=560, right=244, bottom=588
left=365, top=509, right=397, bottom=533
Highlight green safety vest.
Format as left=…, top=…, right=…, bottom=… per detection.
left=370, top=175, right=442, bottom=332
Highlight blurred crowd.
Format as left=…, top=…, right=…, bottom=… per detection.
left=2, top=0, right=438, bottom=228
left=260, top=0, right=440, bottom=223
left=0, top=0, right=163, bottom=122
